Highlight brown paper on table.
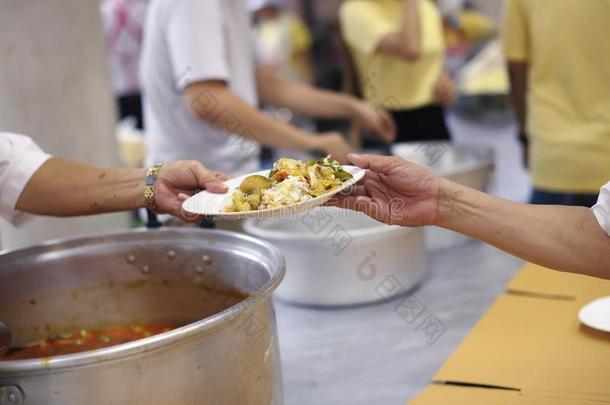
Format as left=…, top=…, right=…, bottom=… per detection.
left=411, top=384, right=606, bottom=405
left=409, top=263, right=610, bottom=404
left=507, top=263, right=610, bottom=301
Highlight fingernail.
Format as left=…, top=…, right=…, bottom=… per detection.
left=348, top=153, right=361, bottom=160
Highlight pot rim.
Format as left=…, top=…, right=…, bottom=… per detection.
left=0, top=228, right=285, bottom=375
left=243, top=210, right=418, bottom=241
left=391, top=141, right=495, bottom=178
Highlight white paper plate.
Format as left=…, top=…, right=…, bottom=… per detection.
left=579, top=296, right=610, bottom=333
left=182, top=165, right=365, bottom=220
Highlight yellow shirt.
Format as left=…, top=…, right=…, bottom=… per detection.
left=502, top=0, right=610, bottom=193
left=339, top=0, right=445, bottom=110
left=285, top=14, right=312, bottom=81
left=255, top=13, right=312, bottom=82
left=445, top=10, right=495, bottom=46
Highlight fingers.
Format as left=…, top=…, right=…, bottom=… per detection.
left=343, top=184, right=367, bottom=196
left=340, top=195, right=386, bottom=222
left=378, top=110, right=397, bottom=143
left=191, top=162, right=229, bottom=193
left=204, top=182, right=229, bottom=193
left=348, top=153, right=405, bottom=174
left=434, top=72, right=455, bottom=106
left=329, top=195, right=360, bottom=210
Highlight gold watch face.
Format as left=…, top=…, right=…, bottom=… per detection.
left=144, top=186, right=155, bottom=201
left=147, top=164, right=162, bottom=177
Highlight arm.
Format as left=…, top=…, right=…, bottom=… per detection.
left=333, top=154, right=610, bottom=279
left=257, top=66, right=358, bottom=120
left=256, top=67, right=396, bottom=142
left=15, top=158, right=227, bottom=220
left=438, top=180, right=610, bottom=279
left=507, top=61, right=528, bottom=133
left=502, top=0, right=530, bottom=135
left=293, top=51, right=314, bottom=83
left=184, top=80, right=352, bottom=162
left=376, top=0, right=421, bottom=60
left=433, top=70, right=456, bottom=106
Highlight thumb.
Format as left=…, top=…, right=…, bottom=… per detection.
left=205, top=182, right=228, bottom=194
left=191, top=162, right=228, bottom=191
left=348, top=153, right=402, bottom=175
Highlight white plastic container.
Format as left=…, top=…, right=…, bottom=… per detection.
left=244, top=207, right=426, bottom=306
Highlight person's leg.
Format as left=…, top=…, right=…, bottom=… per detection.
left=117, top=93, right=144, bottom=129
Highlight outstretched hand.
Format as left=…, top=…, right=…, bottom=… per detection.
left=353, top=102, right=397, bottom=143
left=330, top=154, right=441, bottom=227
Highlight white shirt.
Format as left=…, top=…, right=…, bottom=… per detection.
left=593, top=181, right=610, bottom=237
left=0, top=133, right=51, bottom=224
left=141, top=0, right=261, bottom=175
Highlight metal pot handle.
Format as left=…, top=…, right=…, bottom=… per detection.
left=0, top=385, right=24, bottom=405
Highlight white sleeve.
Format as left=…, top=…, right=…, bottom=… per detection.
left=166, top=0, right=230, bottom=91
left=0, top=133, right=51, bottom=225
left=592, top=181, right=610, bottom=236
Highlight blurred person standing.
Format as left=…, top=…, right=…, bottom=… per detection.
left=140, top=0, right=395, bottom=176
left=441, top=1, right=496, bottom=54
left=250, top=0, right=314, bottom=84
left=340, top=0, right=455, bottom=144
left=101, top=0, right=149, bottom=129
left=250, top=0, right=316, bottom=162
left=503, top=0, right=610, bottom=206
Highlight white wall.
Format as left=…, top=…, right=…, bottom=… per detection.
left=0, top=0, right=129, bottom=250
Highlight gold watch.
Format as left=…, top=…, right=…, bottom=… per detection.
left=144, top=163, right=164, bottom=211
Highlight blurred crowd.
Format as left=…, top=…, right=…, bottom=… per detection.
left=100, top=0, right=610, bottom=207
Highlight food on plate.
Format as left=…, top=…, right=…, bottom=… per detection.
left=239, top=174, right=272, bottom=194
left=224, top=156, right=354, bottom=212
left=1, top=323, right=178, bottom=360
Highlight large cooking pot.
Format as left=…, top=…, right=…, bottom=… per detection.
left=0, top=228, right=285, bottom=405
left=244, top=207, right=426, bottom=306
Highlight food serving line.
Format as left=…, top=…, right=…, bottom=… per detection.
left=6, top=142, right=608, bottom=405
left=0, top=142, right=504, bottom=404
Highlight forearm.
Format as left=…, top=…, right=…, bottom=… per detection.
left=437, top=180, right=610, bottom=279
left=507, top=61, right=528, bottom=132
left=16, top=158, right=146, bottom=216
left=257, top=69, right=358, bottom=120
left=401, top=0, right=421, bottom=54
left=376, top=0, right=421, bottom=59
left=186, top=82, right=318, bottom=152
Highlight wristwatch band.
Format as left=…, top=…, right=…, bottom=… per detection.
left=144, top=163, right=164, bottom=211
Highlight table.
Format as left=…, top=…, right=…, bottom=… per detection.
left=275, top=240, right=523, bottom=405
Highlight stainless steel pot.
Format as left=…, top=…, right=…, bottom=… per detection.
left=244, top=207, right=426, bottom=306
left=0, top=228, right=285, bottom=405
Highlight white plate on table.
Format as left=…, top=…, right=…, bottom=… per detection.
left=579, top=296, right=610, bottom=333
left=182, top=165, right=365, bottom=220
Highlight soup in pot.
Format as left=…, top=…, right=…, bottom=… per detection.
left=1, top=323, right=179, bottom=361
